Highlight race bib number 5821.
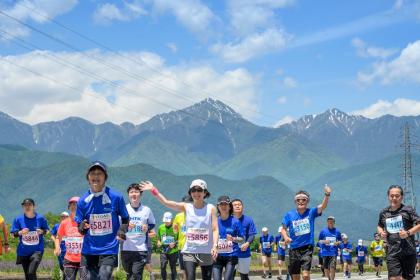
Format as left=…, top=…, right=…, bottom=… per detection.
left=89, top=213, right=113, bottom=236
left=186, top=228, right=209, bottom=246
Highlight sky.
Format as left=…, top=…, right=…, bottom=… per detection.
left=0, top=0, right=419, bottom=127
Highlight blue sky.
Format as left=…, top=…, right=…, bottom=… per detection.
left=0, top=0, right=419, bottom=126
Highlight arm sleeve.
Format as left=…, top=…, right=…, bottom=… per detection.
left=246, top=234, right=255, bottom=243
left=148, top=209, right=156, bottom=230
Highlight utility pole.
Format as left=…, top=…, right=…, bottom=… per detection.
left=401, top=122, right=416, bottom=210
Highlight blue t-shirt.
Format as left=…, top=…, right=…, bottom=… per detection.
left=339, top=242, right=353, bottom=261
left=275, top=235, right=286, bottom=256
left=318, top=227, right=341, bottom=257
left=51, top=223, right=66, bottom=255
left=282, top=207, right=321, bottom=249
left=75, top=186, right=129, bottom=255
left=355, top=245, right=367, bottom=262
left=236, top=215, right=257, bottom=258
left=260, top=234, right=274, bottom=254
left=217, top=216, right=244, bottom=257
left=11, top=213, right=49, bottom=256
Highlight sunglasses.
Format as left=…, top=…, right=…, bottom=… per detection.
left=190, top=188, right=204, bottom=193
left=295, top=198, right=308, bottom=202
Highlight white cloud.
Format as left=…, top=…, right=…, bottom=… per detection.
left=210, top=28, right=291, bottom=63
left=277, top=96, right=287, bottom=104
left=166, top=42, right=178, bottom=53
left=0, top=0, right=78, bottom=40
left=357, top=40, right=420, bottom=85
left=283, top=76, right=297, bottom=88
left=352, top=98, right=420, bottom=118
left=0, top=50, right=259, bottom=124
left=352, top=37, right=398, bottom=59
left=152, top=0, right=214, bottom=35
left=93, top=1, right=147, bottom=25
left=274, top=115, right=294, bottom=127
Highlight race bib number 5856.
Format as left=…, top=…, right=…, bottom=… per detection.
left=186, top=228, right=209, bottom=246
left=89, top=213, right=113, bottom=236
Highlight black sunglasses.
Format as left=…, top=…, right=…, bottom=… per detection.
left=190, top=188, right=204, bottom=193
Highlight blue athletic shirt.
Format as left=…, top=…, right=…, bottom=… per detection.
left=236, top=215, right=257, bottom=258
left=355, top=245, right=367, bottom=263
left=260, top=234, right=274, bottom=254
left=11, top=213, right=49, bottom=256
left=318, top=227, right=341, bottom=256
left=282, top=207, right=321, bottom=249
left=339, top=242, right=353, bottom=261
left=51, top=223, right=66, bottom=255
left=217, top=216, right=244, bottom=257
left=275, top=235, right=286, bottom=256
left=75, top=186, right=129, bottom=255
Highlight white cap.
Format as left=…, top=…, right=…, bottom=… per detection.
left=358, top=239, right=363, bottom=246
left=262, top=227, right=268, bottom=232
left=278, top=226, right=283, bottom=232
left=163, top=212, right=173, bottom=222
left=342, top=233, right=348, bottom=239
left=189, top=179, right=207, bottom=190
left=60, top=211, right=69, bottom=217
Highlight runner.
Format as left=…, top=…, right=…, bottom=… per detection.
left=140, top=179, right=218, bottom=280
left=213, top=195, right=244, bottom=280
left=260, top=227, right=274, bottom=278
left=315, top=241, right=324, bottom=278
left=145, top=229, right=156, bottom=280
left=54, top=197, right=86, bottom=280
left=370, top=233, right=385, bottom=278
left=75, top=161, right=130, bottom=280
left=121, top=183, right=156, bottom=280
left=231, top=199, right=257, bottom=280
left=157, top=212, right=179, bottom=280
left=281, top=185, right=332, bottom=280
left=173, top=196, right=191, bottom=280
left=51, top=211, right=70, bottom=272
left=377, top=184, right=420, bottom=280
left=0, top=213, right=11, bottom=255
left=275, top=227, right=287, bottom=280
left=11, top=198, right=49, bottom=280
left=318, top=216, right=341, bottom=280
left=355, top=239, right=367, bottom=276
left=339, top=234, right=352, bottom=278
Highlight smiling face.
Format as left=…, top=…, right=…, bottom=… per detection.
left=295, top=197, right=309, bottom=211
left=87, top=167, right=106, bottom=191
left=189, top=186, right=205, bottom=202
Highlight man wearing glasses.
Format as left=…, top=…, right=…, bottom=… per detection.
left=281, top=186, right=332, bottom=280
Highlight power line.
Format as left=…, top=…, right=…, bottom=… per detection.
left=9, top=1, right=281, bottom=123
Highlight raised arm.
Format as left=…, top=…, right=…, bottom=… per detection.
left=139, top=181, right=185, bottom=212
left=317, top=185, right=332, bottom=214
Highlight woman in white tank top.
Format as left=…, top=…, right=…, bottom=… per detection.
left=140, top=179, right=218, bottom=280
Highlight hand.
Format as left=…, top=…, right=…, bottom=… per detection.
left=334, top=241, right=340, bottom=246
left=380, top=231, right=387, bottom=239
left=139, top=181, right=154, bottom=192
left=169, top=242, right=175, bottom=248
left=148, top=231, right=156, bottom=238
left=240, top=242, right=250, bottom=251
left=54, top=248, right=61, bottom=257
left=5, top=245, right=11, bottom=254
left=141, top=224, right=148, bottom=232
left=399, top=230, right=409, bottom=239
left=157, top=240, right=161, bottom=247
left=211, top=246, right=218, bottom=260
left=82, top=220, right=90, bottom=229
left=21, top=228, right=29, bottom=235
left=173, top=224, right=179, bottom=233
left=36, top=228, right=43, bottom=235
left=324, top=184, right=332, bottom=195
left=284, top=237, right=292, bottom=244
left=226, top=234, right=233, bottom=242
left=128, top=222, right=135, bottom=230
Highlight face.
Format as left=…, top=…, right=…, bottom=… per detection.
left=87, top=168, right=106, bottom=189
left=232, top=201, right=243, bottom=214
left=22, top=203, right=34, bottom=213
left=388, top=187, right=403, bottom=208
left=190, top=187, right=205, bottom=201
left=343, top=238, right=348, bottom=243
left=295, top=196, right=309, bottom=210
left=327, top=219, right=335, bottom=228
left=218, top=202, right=230, bottom=215
left=68, top=202, right=77, bottom=212
left=262, top=230, right=268, bottom=236
left=164, top=221, right=172, bottom=226
left=128, top=189, right=142, bottom=204
left=375, top=234, right=380, bottom=241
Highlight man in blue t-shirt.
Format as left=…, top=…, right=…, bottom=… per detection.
left=259, top=227, right=274, bottom=278
left=275, top=226, right=289, bottom=280
left=232, top=199, right=257, bottom=280
left=50, top=211, right=69, bottom=272
left=281, top=185, right=332, bottom=280
left=75, top=161, right=129, bottom=280
left=355, top=239, right=367, bottom=276
left=318, top=216, right=341, bottom=280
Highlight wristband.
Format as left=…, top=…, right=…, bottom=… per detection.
left=325, top=193, right=331, bottom=196
left=407, top=230, right=411, bottom=236
left=151, top=187, right=159, bottom=196
left=4, top=242, right=9, bottom=246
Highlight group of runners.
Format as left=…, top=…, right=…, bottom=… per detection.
left=0, top=161, right=420, bottom=280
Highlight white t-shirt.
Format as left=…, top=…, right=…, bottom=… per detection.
left=122, top=204, right=155, bottom=252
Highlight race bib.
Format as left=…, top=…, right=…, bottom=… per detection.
left=358, top=250, right=365, bottom=257
left=186, top=228, right=209, bottom=246
left=217, top=238, right=233, bottom=254
left=162, top=235, right=175, bottom=245
left=127, top=220, right=144, bottom=236
left=263, top=241, right=271, bottom=249
left=22, top=231, right=39, bottom=246
left=375, top=245, right=382, bottom=251
left=292, top=218, right=310, bottom=236
left=89, top=213, right=113, bottom=236
left=326, top=236, right=336, bottom=246
left=65, top=236, right=83, bottom=255
left=278, top=241, right=286, bottom=249
left=181, top=224, right=187, bottom=234
left=386, top=215, right=403, bottom=234
left=342, top=248, right=350, bottom=256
